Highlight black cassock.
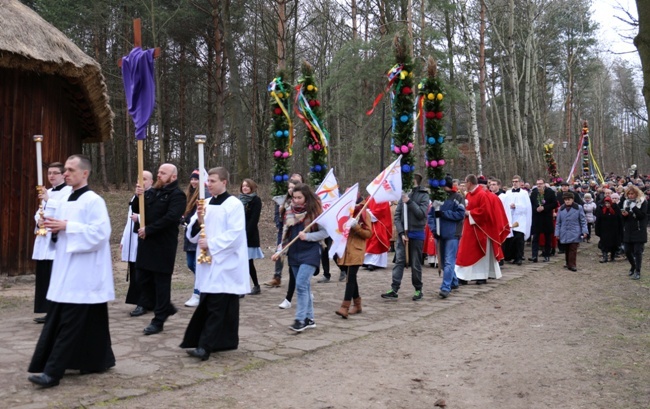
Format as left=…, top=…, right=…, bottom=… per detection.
left=180, top=293, right=240, bottom=352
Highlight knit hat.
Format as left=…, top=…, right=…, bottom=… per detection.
left=444, top=174, right=454, bottom=188
left=610, top=193, right=620, bottom=201
left=190, top=169, right=200, bottom=180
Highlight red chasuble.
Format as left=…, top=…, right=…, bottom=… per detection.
left=456, top=187, right=511, bottom=266
left=365, top=199, right=393, bottom=254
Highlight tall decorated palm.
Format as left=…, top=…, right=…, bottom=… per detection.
left=543, top=139, right=562, bottom=185
left=268, top=70, right=293, bottom=197
left=581, top=120, right=591, bottom=179
left=391, top=36, right=416, bottom=191
left=295, top=61, right=329, bottom=187
left=417, top=57, right=446, bottom=201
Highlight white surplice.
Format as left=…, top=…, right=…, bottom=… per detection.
left=500, top=189, right=532, bottom=240
left=187, top=195, right=250, bottom=295
left=32, top=185, right=72, bottom=261
left=46, top=189, right=115, bottom=304
left=119, top=195, right=138, bottom=262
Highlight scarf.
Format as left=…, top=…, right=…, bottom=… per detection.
left=602, top=204, right=615, bottom=215
left=281, top=204, right=308, bottom=246
left=239, top=192, right=257, bottom=206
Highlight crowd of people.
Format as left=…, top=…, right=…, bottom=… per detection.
left=25, top=156, right=648, bottom=388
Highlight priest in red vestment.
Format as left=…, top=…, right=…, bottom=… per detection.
left=455, top=174, right=510, bottom=284
left=363, top=198, right=393, bottom=270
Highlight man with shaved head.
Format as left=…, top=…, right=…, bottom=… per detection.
left=132, top=163, right=186, bottom=335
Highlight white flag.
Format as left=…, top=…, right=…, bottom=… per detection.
left=314, top=183, right=359, bottom=259
left=315, top=168, right=340, bottom=211
left=366, top=156, right=402, bottom=203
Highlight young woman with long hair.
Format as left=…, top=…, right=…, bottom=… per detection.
left=272, top=183, right=328, bottom=332
left=239, top=179, right=263, bottom=295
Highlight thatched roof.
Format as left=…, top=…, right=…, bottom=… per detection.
left=0, top=0, right=113, bottom=143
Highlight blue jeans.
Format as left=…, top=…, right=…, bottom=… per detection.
left=186, top=251, right=199, bottom=295
left=291, top=264, right=315, bottom=321
left=439, top=238, right=459, bottom=292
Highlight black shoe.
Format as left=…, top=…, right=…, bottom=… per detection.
left=28, top=373, right=59, bottom=388
left=289, top=319, right=308, bottom=332
left=168, top=305, right=178, bottom=317
left=143, top=324, right=163, bottom=335
left=451, top=284, right=459, bottom=290
left=476, top=279, right=487, bottom=285
left=304, top=318, right=316, bottom=329
left=568, top=267, right=577, bottom=272
left=515, top=259, right=522, bottom=266
left=528, top=257, right=538, bottom=263
left=628, top=268, right=635, bottom=276
left=412, top=290, right=423, bottom=301
left=187, top=347, right=210, bottom=361
left=33, top=316, right=47, bottom=324
left=249, top=285, right=261, bottom=295
left=558, top=250, right=565, bottom=255
left=632, top=272, right=641, bottom=280
left=381, top=289, right=398, bottom=299
left=458, top=279, right=468, bottom=285
left=129, top=306, right=147, bottom=317
left=367, top=265, right=376, bottom=271
left=438, top=290, right=450, bottom=299
left=542, top=257, right=550, bottom=262
left=499, top=260, right=505, bottom=266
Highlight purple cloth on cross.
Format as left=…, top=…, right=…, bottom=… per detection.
left=122, top=47, right=156, bottom=140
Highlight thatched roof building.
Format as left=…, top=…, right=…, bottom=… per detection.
left=0, top=0, right=114, bottom=275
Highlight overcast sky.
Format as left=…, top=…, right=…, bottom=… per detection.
left=591, top=0, right=639, bottom=65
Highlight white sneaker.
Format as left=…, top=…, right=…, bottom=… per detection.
left=278, top=299, right=291, bottom=309
left=185, top=293, right=200, bottom=307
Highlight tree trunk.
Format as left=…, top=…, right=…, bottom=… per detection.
left=460, top=1, right=482, bottom=175
left=634, top=0, right=650, bottom=155
left=444, top=8, right=457, bottom=140
left=277, top=0, right=287, bottom=69
left=351, top=0, right=357, bottom=40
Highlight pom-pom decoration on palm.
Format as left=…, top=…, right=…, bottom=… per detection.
left=543, top=139, right=562, bottom=185
left=294, top=61, right=329, bottom=187
left=367, top=35, right=416, bottom=191
left=268, top=71, right=293, bottom=196
left=581, top=121, right=591, bottom=179
left=417, top=57, right=446, bottom=201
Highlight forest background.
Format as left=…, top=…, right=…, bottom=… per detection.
left=21, top=0, right=649, bottom=189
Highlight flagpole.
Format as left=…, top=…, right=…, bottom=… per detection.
left=274, top=183, right=358, bottom=258
left=137, top=140, right=145, bottom=226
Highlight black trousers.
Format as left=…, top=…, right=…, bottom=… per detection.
left=320, top=237, right=333, bottom=278
left=138, top=268, right=175, bottom=327
left=34, top=260, right=53, bottom=313
left=341, top=265, right=360, bottom=301
left=125, top=262, right=146, bottom=306
left=625, top=242, right=645, bottom=272
left=512, top=231, right=525, bottom=261
left=532, top=223, right=554, bottom=258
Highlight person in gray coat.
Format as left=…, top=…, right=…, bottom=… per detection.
left=381, top=173, right=430, bottom=301
left=555, top=192, right=588, bottom=272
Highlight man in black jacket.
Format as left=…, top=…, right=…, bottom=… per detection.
left=133, top=163, right=187, bottom=335
left=529, top=179, right=558, bottom=262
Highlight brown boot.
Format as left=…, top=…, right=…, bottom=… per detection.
left=349, top=297, right=362, bottom=315
left=263, top=276, right=281, bottom=287
left=335, top=300, right=351, bottom=319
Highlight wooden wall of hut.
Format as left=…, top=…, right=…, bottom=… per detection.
left=0, top=67, right=82, bottom=276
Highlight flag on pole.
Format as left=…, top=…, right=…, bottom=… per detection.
left=122, top=48, right=156, bottom=140
left=315, top=168, right=340, bottom=210
left=314, top=183, right=359, bottom=259
left=366, top=156, right=402, bottom=203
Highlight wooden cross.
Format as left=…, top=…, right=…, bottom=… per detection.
left=119, top=18, right=160, bottom=227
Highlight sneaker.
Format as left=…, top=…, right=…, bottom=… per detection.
left=381, top=289, right=398, bottom=299
left=317, top=276, right=331, bottom=283
left=438, top=290, right=450, bottom=299
left=184, top=293, right=200, bottom=307
left=338, top=271, right=347, bottom=282
left=289, top=319, right=307, bottom=332
left=304, top=318, right=316, bottom=329
left=412, top=290, right=423, bottom=301
left=278, top=299, right=291, bottom=309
